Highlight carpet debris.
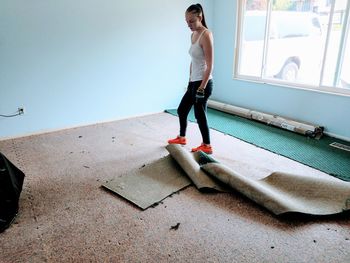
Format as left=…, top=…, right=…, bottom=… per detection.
left=170, top=223, right=180, bottom=230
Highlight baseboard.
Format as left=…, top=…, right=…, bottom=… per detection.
left=323, top=132, right=350, bottom=143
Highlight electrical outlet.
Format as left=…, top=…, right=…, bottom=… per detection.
left=18, top=107, right=25, bottom=115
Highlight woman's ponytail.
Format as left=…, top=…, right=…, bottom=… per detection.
left=186, top=3, right=208, bottom=28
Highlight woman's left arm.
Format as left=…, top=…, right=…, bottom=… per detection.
left=198, top=31, right=214, bottom=91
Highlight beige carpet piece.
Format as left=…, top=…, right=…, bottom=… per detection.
left=201, top=162, right=350, bottom=215
left=165, top=145, right=350, bottom=215
left=165, top=144, right=229, bottom=192
left=102, top=144, right=227, bottom=209
left=103, top=143, right=350, bottom=215
left=102, top=155, right=191, bottom=209
left=123, top=144, right=350, bottom=215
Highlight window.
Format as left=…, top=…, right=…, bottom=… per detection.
left=234, top=0, right=350, bottom=95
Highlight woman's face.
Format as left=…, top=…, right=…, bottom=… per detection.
left=185, top=12, right=202, bottom=31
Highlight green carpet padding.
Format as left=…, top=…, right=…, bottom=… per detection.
left=165, top=108, right=350, bottom=182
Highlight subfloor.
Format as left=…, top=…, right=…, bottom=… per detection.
left=0, top=112, right=349, bottom=263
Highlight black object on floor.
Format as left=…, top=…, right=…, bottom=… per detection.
left=0, top=152, right=25, bottom=233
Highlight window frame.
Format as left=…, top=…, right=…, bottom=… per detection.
left=233, top=0, right=350, bottom=97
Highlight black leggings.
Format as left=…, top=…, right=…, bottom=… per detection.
left=177, top=79, right=213, bottom=144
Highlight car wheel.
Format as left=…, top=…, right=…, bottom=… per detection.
left=281, top=62, right=299, bottom=81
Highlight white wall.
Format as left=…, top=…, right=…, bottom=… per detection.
left=0, top=0, right=214, bottom=139
left=212, top=0, right=350, bottom=140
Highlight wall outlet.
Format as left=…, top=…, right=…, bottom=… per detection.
left=18, top=107, right=25, bottom=115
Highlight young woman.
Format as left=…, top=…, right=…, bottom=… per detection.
left=168, top=3, right=214, bottom=154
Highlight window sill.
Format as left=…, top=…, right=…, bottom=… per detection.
left=233, top=75, right=350, bottom=98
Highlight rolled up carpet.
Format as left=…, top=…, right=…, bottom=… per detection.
left=166, top=144, right=228, bottom=192
left=200, top=158, right=350, bottom=215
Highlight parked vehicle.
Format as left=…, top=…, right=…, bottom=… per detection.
left=239, top=11, right=323, bottom=83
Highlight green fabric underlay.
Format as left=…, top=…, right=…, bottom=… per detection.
left=165, top=108, right=350, bottom=182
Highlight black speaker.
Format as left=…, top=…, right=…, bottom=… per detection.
left=0, top=152, right=25, bottom=233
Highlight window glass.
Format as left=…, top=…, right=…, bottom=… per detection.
left=265, top=1, right=325, bottom=85
left=339, top=30, right=350, bottom=89
left=321, top=0, right=348, bottom=87
left=238, top=8, right=267, bottom=78
left=235, top=0, right=350, bottom=94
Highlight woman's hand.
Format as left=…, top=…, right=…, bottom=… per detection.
left=197, top=87, right=205, bottom=92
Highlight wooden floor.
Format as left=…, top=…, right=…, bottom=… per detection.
left=0, top=112, right=349, bottom=263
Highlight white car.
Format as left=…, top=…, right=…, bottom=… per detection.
left=239, top=11, right=323, bottom=83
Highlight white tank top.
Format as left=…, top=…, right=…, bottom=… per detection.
left=189, top=30, right=213, bottom=82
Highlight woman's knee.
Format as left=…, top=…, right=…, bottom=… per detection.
left=194, top=105, right=206, bottom=120
left=177, top=105, right=185, bottom=117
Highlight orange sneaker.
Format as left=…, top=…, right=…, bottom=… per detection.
left=191, top=143, right=213, bottom=154
left=168, top=136, right=187, bottom=145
